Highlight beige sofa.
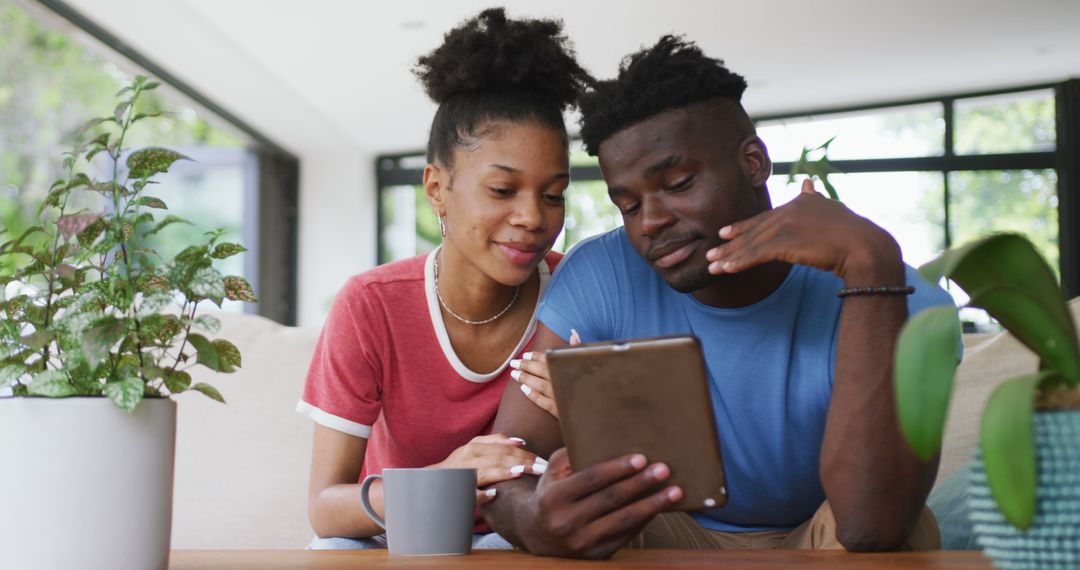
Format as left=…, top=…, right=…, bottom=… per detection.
left=171, top=303, right=1067, bottom=549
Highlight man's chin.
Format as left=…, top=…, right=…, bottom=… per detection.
left=660, top=265, right=715, bottom=293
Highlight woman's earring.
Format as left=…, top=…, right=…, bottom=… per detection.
left=437, top=215, right=446, bottom=237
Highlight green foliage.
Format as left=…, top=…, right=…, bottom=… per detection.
left=0, top=76, right=257, bottom=411
left=787, top=136, right=841, bottom=201
left=894, top=233, right=1079, bottom=529
left=980, top=372, right=1047, bottom=530
left=894, top=306, right=962, bottom=460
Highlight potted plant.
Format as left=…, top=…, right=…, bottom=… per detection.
left=894, top=232, right=1080, bottom=569
left=0, top=75, right=256, bottom=570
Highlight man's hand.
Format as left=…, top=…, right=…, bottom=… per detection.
left=513, top=448, right=681, bottom=559
left=705, top=179, right=902, bottom=284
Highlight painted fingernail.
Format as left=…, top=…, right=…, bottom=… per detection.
left=719, top=225, right=732, bottom=237
left=520, top=384, right=533, bottom=397
left=522, top=352, right=535, bottom=361
left=709, top=262, right=722, bottom=272
left=509, top=437, right=526, bottom=445
left=509, top=359, right=522, bottom=369
left=666, top=487, right=683, bottom=501
left=532, top=461, right=548, bottom=474
left=630, top=454, right=647, bottom=469
left=510, top=465, right=527, bottom=475
left=534, top=457, right=549, bottom=467
left=650, top=463, right=670, bottom=480
left=723, top=261, right=735, bottom=271
left=485, top=488, right=497, bottom=498
left=510, top=370, right=522, bottom=381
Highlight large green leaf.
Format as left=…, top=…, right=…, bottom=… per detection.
left=104, top=376, right=144, bottom=413
left=211, top=243, right=246, bottom=259
left=895, top=306, right=962, bottom=460
left=80, top=317, right=128, bottom=368
left=189, top=267, right=226, bottom=306
left=163, top=370, right=191, bottom=394
left=212, top=339, right=241, bottom=373
left=126, top=147, right=190, bottom=180
left=969, top=287, right=1080, bottom=385
left=27, top=370, right=76, bottom=397
left=223, top=276, right=257, bottom=303
left=980, top=372, right=1051, bottom=530
left=191, top=382, right=225, bottom=403
left=187, top=333, right=220, bottom=371
left=918, top=234, right=1079, bottom=384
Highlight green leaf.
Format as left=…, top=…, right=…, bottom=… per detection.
left=76, top=116, right=116, bottom=135
left=142, top=81, right=161, bottom=91
left=77, top=217, right=108, bottom=247
left=0, top=364, right=28, bottom=385
left=223, top=276, right=257, bottom=303
left=114, top=100, right=132, bottom=123
left=163, top=370, right=191, bottom=394
left=187, top=333, right=220, bottom=371
left=212, top=339, right=241, bottom=372
left=190, top=267, right=226, bottom=306
left=191, top=382, right=225, bottom=403
left=981, top=372, right=1051, bottom=530
left=27, top=370, right=76, bottom=397
left=136, top=292, right=175, bottom=316
left=21, top=330, right=55, bottom=351
left=192, top=315, right=221, bottom=333
left=104, top=376, right=144, bottom=413
left=132, top=111, right=165, bottom=123
left=211, top=243, right=246, bottom=259
left=894, top=306, right=962, bottom=460
left=147, top=215, right=192, bottom=236
left=126, top=147, right=190, bottom=180
left=81, top=317, right=127, bottom=368
left=132, top=196, right=167, bottom=210
left=919, top=234, right=1080, bottom=384
left=970, top=287, right=1080, bottom=386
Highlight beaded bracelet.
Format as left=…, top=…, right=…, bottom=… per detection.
left=837, top=285, right=915, bottom=298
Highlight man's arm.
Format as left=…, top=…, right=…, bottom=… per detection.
left=482, top=323, right=681, bottom=558
left=820, top=243, right=938, bottom=551
left=707, top=180, right=937, bottom=551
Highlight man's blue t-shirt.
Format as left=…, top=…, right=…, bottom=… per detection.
left=537, top=227, right=955, bottom=533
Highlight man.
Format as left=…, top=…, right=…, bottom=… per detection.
left=481, top=36, right=955, bottom=559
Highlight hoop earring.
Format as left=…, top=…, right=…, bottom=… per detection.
left=437, top=215, right=446, bottom=237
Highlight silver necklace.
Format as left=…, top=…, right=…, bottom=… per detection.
left=433, top=255, right=520, bottom=326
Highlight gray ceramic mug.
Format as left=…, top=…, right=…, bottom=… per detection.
left=360, top=467, right=477, bottom=556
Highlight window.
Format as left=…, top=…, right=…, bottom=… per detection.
left=0, top=0, right=298, bottom=323
left=761, top=87, right=1060, bottom=331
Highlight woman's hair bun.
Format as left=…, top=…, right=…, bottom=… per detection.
left=414, top=7, right=589, bottom=111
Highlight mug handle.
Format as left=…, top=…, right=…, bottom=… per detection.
left=359, top=474, right=387, bottom=529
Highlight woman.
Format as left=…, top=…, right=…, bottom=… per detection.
left=297, top=8, right=590, bottom=548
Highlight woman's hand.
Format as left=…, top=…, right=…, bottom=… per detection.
left=509, top=329, right=581, bottom=419
left=431, top=433, right=547, bottom=505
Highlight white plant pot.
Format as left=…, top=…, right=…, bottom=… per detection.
left=0, top=397, right=176, bottom=570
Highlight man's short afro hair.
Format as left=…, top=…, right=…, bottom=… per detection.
left=578, top=35, right=748, bottom=156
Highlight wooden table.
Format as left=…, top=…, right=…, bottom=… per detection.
left=170, top=549, right=992, bottom=569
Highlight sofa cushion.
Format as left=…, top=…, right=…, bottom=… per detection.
left=171, top=310, right=319, bottom=549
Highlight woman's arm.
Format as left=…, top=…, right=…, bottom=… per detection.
left=307, top=424, right=384, bottom=538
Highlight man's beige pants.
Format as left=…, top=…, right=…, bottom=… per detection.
left=628, top=502, right=940, bottom=550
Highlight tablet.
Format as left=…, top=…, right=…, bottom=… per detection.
left=546, top=335, right=728, bottom=512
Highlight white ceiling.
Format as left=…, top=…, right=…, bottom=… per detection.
left=62, top=0, right=1080, bottom=156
